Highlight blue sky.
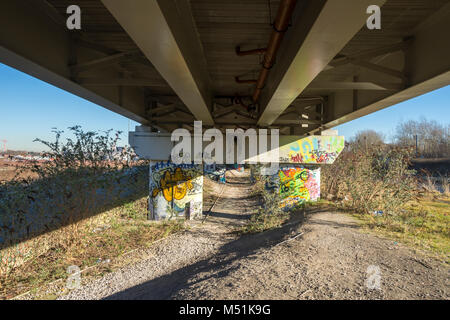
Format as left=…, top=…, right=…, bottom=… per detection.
left=0, top=63, right=139, bottom=152
left=0, top=62, right=449, bottom=152
left=334, top=85, right=450, bottom=142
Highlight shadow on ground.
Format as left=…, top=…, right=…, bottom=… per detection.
left=104, top=207, right=327, bottom=300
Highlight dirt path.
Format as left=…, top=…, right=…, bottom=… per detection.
left=60, top=170, right=448, bottom=300
left=202, top=169, right=260, bottom=229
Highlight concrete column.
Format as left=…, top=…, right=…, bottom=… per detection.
left=149, top=161, right=203, bottom=220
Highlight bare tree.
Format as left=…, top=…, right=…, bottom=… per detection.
left=349, top=130, right=385, bottom=150
left=394, top=118, right=449, bottom=158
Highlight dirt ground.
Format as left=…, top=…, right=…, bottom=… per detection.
left=59, top=169, right=448, bottom=300
left=0, top=159, right=36, bottom=182
left=0, top=159, right=17, bottom=181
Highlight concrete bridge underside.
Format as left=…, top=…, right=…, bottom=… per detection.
left=0, top=0, right=448, bottom=136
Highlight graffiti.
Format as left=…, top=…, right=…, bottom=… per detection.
left=289, top=153, right=303, bottom=163
left=152, top=167, right=194, bottom=202
left=279, top=136, right=344, bottom=164
left=274, top=165, right=321, bottom=210
left=150, top=161, right=203, bottom=220
left=311, top=150, right=339, bottom=164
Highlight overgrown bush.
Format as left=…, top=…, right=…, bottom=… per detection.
left=0, top=126, right=148, bottom=274
left=321, top=143, right=417, bottom=215
left=241, top=166, right=291, bottom=233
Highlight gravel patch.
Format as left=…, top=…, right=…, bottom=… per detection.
left=59, top=229, right=231, bottom=300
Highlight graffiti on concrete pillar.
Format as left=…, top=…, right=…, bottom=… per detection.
left=150, top=161, right=203, bottom=220
left=276, top=165, right=320, bottom=209
left=279, top=136, right=344, bottom=164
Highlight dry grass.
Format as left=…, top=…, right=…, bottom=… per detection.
left=0, top=128, right=181, bottom=299
left=301, top=194, right=449, bottom=263
left=354, top=193, right=450, bottom=263
left=319, top=144, right=450, bottom=260
left=321, top=145, right=417, bottom=215
left=443, top=179, right=450, bottom=195
left=0, top=197, right=184, bottom=300
left=423, top=175, right=439, bottom=193
left=419, top=173, right=450, bottom=196
left=239, top=178, right=293, bottom=234
left=240, top=210, right=291, bottom=234
left=0, top=160, right=37, bottom=182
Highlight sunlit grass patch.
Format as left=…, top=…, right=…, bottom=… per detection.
left=355, top=195, right=449, bottom=263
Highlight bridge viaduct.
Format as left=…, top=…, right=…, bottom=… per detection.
left=1, top=0, right=449, bottom=219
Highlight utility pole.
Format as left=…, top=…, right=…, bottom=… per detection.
left=415, top=135, right=418, bottom=156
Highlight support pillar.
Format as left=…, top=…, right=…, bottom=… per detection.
left=149, top=161, right=203, bottom=221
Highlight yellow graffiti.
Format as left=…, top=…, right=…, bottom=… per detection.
left=279, top=136, right=345, bottom=164
left=152, top=168, right=194, bottom=202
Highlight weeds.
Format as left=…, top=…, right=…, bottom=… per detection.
left=321, top=142, right=449, bottom=261
left=0, top=126, right=185, bottom=299
left=321, top=144, right=417, bottom=215
left=443, top=176, right=450, bottom=195
left=0, top=197, right=184, bottom=299
left=240, top=172, right=293, bottom=234
left=0, top=127, right=146, bottom=269
left=355, top=194, right=450, bottom=262
left=420, top=172, right=450, bottom=195
left=422, top=174, right=439, bottom=193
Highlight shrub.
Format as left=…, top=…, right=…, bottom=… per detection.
left=321, top=143, right=417, bottom=215
left=0, top=126, right=148, bottom=274
left=241, top=166, right=292, bottom=233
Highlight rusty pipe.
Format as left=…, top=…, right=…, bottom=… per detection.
left=235, top=76, right=257, bottom=84
left=236, top=46, right=267, bottom=56
left=252, top=0, right=297, bottom=102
